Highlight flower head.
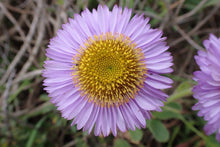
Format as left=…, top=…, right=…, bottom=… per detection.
left=43, top=5, right=173, bottom=136
left=193, top=34, right=220, bottom=142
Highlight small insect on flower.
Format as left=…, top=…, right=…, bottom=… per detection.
left=43, top=5, right=173, bottom=137
left=193, top=34, right=220, bottom=142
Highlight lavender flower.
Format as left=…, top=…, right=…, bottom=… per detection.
left=43, top=5, right=173, bottom=136
left=193, top=34, right=220, bottom=142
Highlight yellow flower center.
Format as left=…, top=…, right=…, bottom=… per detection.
left=72, top=32, right=147, bottom=107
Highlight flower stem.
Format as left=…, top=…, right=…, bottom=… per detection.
left=167, top=87, right=193, bottom=103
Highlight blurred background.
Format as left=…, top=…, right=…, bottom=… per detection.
left=0, top=0, right=220, bottom=146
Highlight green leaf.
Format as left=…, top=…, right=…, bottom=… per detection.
left=107, top=0, right=116, bottom=8
left=76, top=138, right=88, bottom=147
left=167, top=81, right=193, bottom=102
left=167, top=102, right=182, bottom=110
left=57, top=0, right=64, bottom=5
left=168, top=126, right=180, bottom=147
left=204, top=0, right=220, bottom=7
left=206, top=135, right=220, bottom=147
left=26, top=117, right=46, bottom=147
left=39, top=94, right=50, bottom=101
left=153, top=102, right=182, bottom=120
left=153, top=110, right=180, bottom=120
left=129, top=0, right=134, bottom=8
left=175, top=81, right=192, bottom=93
left=149, top=119, right=170, bottom=142
left=129, top=128, right=143, bottom=142
left=114, top=139, right=131, bottom=147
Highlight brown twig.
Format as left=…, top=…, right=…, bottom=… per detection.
left=135, top=10, right=162, bottom=20
left=170, top=2, right=220, bottom=47
left=13, top=69, right=42, bottom=84
left=1, top=70, right=15, bottom=143
left=174, top=24, right=205, bottom=50
left=160, top=0, right=172, bottom=30
left=177, top=48, right=194, bottom=76
left=0, top=2, right=25, bottom=38
left=173, top=0, right=185, bottom=17
left=17, top=13, right=45, bottom=77
left=0, top=0, right=43, bottom=85
left=5, top=3, right=33, bottom=14
left=176, top=0, right=209, bottom=23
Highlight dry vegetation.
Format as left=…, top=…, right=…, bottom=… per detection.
left=0, top=0, right=220, bottom=146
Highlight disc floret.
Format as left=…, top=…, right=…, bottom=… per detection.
left=72, top=32, right=147, bottom=107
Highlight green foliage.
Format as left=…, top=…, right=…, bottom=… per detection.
left=168, top=126, right=180, bottom=147
left=168, top=81, right=193, bottom=102
left=153, top=102, right=182, bottom=120
left=120, top=0, right=134, bottom=8
left=26, top=117, right=47, bottom=147
left=76, top=138, right=88, bottom=147
left=205, top=0, right=220, bottom=7
left=106, top=0, right=116, bottom=8
left=114, top=139, right=131, bottom=147
left=22, top=102, right=55, bottom=119
left=57, top=0, right=64, bottom=5
left=148, top=119, right=170, bottom=142
left=129, top=128, right=143, bottom=142
left=8, top=80, right=31, bottom=103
